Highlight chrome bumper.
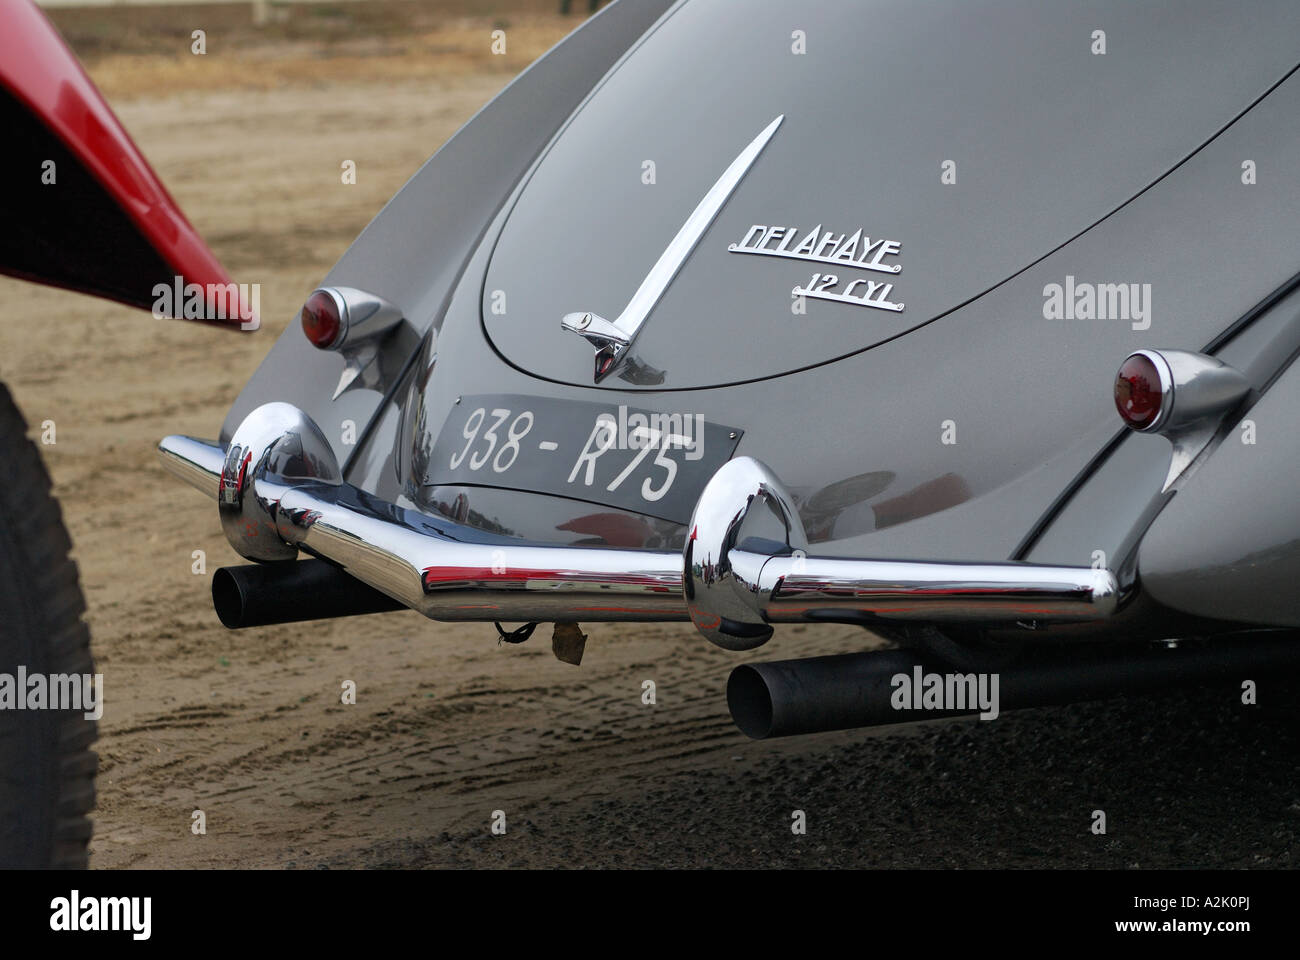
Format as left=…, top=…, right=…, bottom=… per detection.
left=158, top=402, right=1117, bottom=649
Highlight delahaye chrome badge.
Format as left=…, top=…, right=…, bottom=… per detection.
left=729, top=223, right=905, bottom=312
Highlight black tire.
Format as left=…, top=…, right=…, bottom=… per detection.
left=0, top=382, right=96, bottom=868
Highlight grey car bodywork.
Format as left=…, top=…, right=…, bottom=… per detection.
left=211, top=0, right=1300, bottom=650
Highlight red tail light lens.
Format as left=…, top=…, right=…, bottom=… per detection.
left=301, top=290, right=342, bottom=349
left=1114, top=352, right=1165, bottom=430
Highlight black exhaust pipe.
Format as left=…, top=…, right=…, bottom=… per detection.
left=213, top=559, right=406, bottom=628
left=728, top=635, right=1300, bottom=739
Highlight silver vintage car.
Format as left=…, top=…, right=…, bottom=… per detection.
left=4, top=0, right=1300, bottom=867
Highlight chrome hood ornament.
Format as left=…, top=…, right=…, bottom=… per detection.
left=561, top=114, right=784, bottom=382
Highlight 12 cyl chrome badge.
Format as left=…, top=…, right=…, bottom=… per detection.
left=728, top=223, right=905, bottom=312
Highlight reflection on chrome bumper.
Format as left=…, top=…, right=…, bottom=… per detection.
left=158, top=403, right=1117, bottom=648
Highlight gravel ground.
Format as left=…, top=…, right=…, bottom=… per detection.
left=317, top=687, right=1300, bottom=870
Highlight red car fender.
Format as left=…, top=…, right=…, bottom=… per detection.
left=0, top=0, right=251, bottom=327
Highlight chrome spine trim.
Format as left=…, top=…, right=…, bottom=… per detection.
left=158, top=409, right=1118, bottom=636
left=562, top=114, right=784, bottom=381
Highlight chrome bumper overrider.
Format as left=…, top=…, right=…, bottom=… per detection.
left=158, top=402, right=1117, bottom=649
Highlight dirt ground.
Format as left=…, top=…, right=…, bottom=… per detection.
left=1, top=2, right=1297, bottom=869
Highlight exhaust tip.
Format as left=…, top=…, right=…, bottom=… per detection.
left=211, top=566, right=247, bottom=629
left=212, top=560, right=406, bottom=629
left=727, top=664, right=776, bottom=740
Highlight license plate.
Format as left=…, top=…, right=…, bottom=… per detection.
left=426, top=395, right=743, bottom=523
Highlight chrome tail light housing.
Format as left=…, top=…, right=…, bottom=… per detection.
left=1114, top=349, right=1251, bottom=490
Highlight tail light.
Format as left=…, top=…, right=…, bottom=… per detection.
left=297, top=286, right=409, bottom=400
left=300, top=289, right=343, bottom=349
left=1114, top=349, right=1251, bottom=491
left=1113, top=350, right=1170, bottom=431
left=298, top=286, right=403, bottom=352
